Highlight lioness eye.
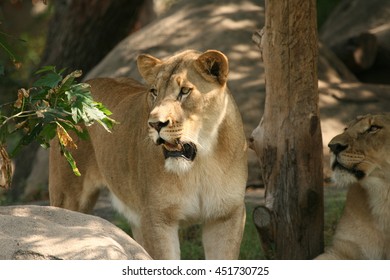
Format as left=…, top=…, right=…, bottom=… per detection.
left=180, top=87, right=191, bottom=95
left=367, top=125, right=382, bottom=133
left=178, top=87, right=192, bottom=101
left=150, top=88, right=158, bottom=98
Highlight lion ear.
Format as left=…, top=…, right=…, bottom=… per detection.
left=194, top=50, right=229, bottom=85
left=137, top=54, right=162, bottom=84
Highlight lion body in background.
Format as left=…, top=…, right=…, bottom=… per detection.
left=317, top=114, right=390, bottom=259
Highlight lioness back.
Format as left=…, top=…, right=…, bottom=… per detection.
left=49, top=50, right=248, bottom=260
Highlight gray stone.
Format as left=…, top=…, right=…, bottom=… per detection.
left=0, top=205, right=151, bottom=260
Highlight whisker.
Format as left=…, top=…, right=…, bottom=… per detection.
left=142, top=136, right=151, bottom=143
left=182, top=133, right=205, bottom=151
left=362, top=158, right=377, bottom=167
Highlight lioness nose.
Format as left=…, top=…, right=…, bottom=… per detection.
left=148, top=120, right=169, bottom=132
left=328, top=143, right=348, bottom=154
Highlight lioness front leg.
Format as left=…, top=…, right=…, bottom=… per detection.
left=140, top=221, right=181, bottom=259
left=202, top=204, right=246, bottom=259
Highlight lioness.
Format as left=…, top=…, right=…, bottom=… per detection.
left=49, top=50, right=248, bottom=260
left=316, top=113, right=390, bottom=259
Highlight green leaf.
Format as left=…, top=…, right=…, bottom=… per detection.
left=10, top=122, right=44, bottom=157
left=29, top=88, right=49, bottom=102
left=0, top=116, right=9, bottom=144
left=62, top=147, right=81, bottom=176
left=34, top=72, right=62, bottom=88
left=39, top=122, right=57, bottom=144
left=94, top=102, right=113, bottom=116
left=75, top=127, right=89, bottom=140
left=70, top=106, right=79, bottom=123
left=33, top=72, right=62, bottom=88
left=96, top=117, right=116, bottom=132
left=60, top=70, right=82, bottom=89
left=34, top=65, right=56, bottom=74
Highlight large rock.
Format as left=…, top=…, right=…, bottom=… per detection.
left=0, top=205, right=151, bottom=260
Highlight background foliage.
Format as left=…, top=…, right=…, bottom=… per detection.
left=0, top=65, right=115, bottom=188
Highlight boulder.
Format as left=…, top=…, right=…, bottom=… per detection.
left=0, top=205, right=151, bottom=260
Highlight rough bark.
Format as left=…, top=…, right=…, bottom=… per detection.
left=39, top=0, right=148, bottom=72
left=251, top=0, right=324, bottom=259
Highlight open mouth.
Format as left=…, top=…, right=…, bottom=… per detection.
left=157, top=138, right=197, bottom=161
left=332, top=160, right=365, bottom=179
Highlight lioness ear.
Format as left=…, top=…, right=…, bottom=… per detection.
left=137, top=54, right=162, bottom=84
left=194, top=50, right=229, bottom=85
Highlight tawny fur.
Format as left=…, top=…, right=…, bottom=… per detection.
left=316, top=113, right=390, bottom=259
left=49, top=50, right=248, bottom=260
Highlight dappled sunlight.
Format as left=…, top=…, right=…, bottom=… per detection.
left=0, top=205, right=151, bottom=260
left=229, top=44, right=262, bottom=63
left=319, top=81, right=390, bottom=114
left=210, top=1, right=264, bottom=17
left=319, top=90, right=339, bottom=107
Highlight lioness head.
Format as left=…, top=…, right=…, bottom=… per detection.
left=137, top=50, right=230, bottom=173
left=328, top=113, right=390, bottom=186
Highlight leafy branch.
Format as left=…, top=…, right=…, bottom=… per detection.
left=0, top=67, right=116, bottom=189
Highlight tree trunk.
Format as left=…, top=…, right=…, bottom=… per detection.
left=251, top=0, right=324, bottom=259
left=9, top=0, right=152, bottom=200
left=39, top=0, right=149, bottom=72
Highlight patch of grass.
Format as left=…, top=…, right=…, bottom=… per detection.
left=240, top=206, right=265, bottom=259
left=0, top=191, right=11, bottom=206
left=323, top=186, right=347, bottom=246
left=112, top=213, right=133, bottom=236
left=180, top=225, right=204, bottom=260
